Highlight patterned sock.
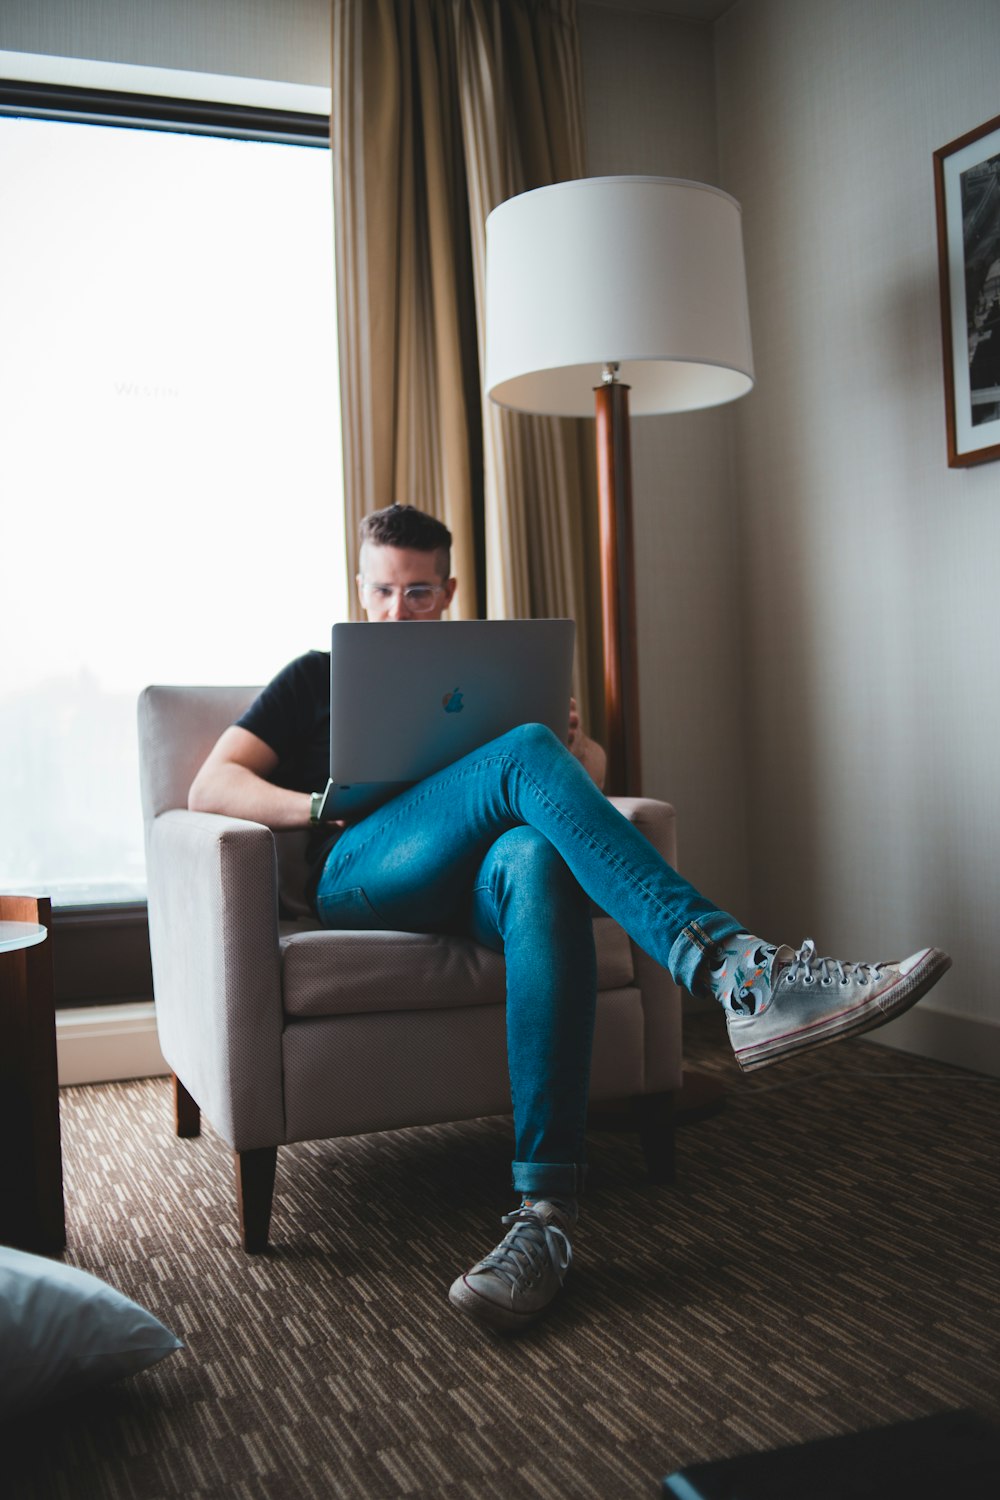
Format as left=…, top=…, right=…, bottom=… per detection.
left=702, top=933, right=780, bottom=1016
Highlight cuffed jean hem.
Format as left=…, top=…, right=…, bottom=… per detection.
left=668, top=910, right=744, bottom=995
left=511, top=1160, right=587, bottom=1198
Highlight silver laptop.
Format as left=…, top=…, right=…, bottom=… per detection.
left=318, top=618, right=575, bottom=819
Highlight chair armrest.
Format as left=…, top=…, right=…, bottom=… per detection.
left=607, top=796, right=677, bottom=865
left=607, top=796, right=683, bottom=1094
left=145, top=809, right=286, bottom=1150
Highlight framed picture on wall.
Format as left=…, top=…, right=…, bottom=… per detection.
left=934, top=113, right=1000, bottom=467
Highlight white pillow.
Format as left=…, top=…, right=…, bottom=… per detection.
left=0, top=1245, right=182, bottom=1416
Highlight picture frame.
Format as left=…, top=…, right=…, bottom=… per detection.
left=933, top=113, right=1000, bottom=467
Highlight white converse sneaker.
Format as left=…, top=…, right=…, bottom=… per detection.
left=448, top=1200, right=575, bottom=1333
left=726, top=939, right=951, bottom=1072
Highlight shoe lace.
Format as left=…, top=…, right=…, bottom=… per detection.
left=787, top=938, right=883, bottom=988
left=478, top=1209, right=573, bottom=1290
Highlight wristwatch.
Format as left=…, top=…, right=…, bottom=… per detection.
left=309, top=790, right=325, bottom=825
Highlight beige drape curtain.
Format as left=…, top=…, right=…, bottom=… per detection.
left=331, top=0, right=602, bottom=727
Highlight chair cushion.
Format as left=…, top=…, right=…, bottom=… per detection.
left=280, top=917, right=634, bottom=1019
left=281, top=985, right=645, bottom=1143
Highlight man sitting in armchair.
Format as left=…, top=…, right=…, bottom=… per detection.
left=189, top=503, right=950, bottom=1333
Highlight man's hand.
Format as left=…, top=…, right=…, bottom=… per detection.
left=567, top=697, right=607, bottom=790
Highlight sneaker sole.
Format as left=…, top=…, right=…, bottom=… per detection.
left=448, top=1275, right=554, bottom=1334
left=732, top=948, right=952, bottom=1073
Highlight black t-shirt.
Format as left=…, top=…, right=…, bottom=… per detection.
left=236, top=650, right=337, bottom=909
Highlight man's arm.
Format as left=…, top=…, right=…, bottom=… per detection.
left=188, top=725, right=312, bottom=829
left=567, top=699, right=607, bottom=790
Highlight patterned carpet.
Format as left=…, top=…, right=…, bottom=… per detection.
left=6, top=1014, right=1000, bottom=1499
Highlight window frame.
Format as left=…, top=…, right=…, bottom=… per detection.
left=0, top=75, right=330, bottom=144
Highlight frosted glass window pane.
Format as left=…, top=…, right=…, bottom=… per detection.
left=0, top=113, right=345, bottom=903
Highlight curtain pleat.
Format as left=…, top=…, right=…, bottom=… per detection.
left=331, top=0, right=600, bottom=726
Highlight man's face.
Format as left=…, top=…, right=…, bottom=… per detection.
left=357, top=542, right=457, bottom=621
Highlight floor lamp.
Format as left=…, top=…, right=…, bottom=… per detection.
left=485, top=175, right=754, bottom=796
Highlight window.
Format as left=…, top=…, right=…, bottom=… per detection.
left=0, top=58, right=345, bottom=911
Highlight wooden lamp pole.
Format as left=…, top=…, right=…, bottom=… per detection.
left=595, top=365, right=641, bottom=797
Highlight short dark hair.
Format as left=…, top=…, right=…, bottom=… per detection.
left=359, top=504, right=452, bottom=576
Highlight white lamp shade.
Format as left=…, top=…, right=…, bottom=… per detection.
left=485, top=176, right=754, bottom=417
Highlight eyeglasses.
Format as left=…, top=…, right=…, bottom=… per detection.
left=360, top=581, right=447, bottom=613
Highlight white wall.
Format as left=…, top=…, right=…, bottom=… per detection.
left=714, top=0, right=1000, bottom=1071
left=579, top=0, right=1000, bottom=1073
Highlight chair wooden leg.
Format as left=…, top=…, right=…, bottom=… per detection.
left=173, top=1073, right=201, bottom=1138
left=633, top=1091, right=676, bottom=1184
left=235, top=1147, right=277, bottom=1253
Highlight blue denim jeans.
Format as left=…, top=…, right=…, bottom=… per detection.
left=315, top=723, right=740, bottom=1199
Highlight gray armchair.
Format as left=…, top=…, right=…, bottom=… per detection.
left=138, top=685, right=683, bottom=1251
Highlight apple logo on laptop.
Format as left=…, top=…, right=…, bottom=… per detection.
left=442, top=688, right=464, bottom=713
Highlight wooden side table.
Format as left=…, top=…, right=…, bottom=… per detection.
left=0, top=894, right=65, bottom=1253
